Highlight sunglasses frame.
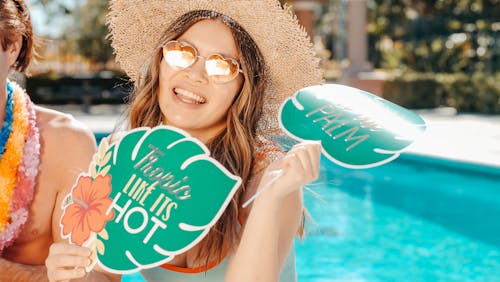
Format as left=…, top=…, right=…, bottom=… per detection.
left=162, top=40, right=243, bottom=84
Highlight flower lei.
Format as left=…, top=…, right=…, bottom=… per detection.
left=0, top=81, right=40, bottom=253
left=0, top=83, right=14, bottom=157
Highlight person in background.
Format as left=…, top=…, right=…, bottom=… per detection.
left=0, top=0, right=96, bottom=280
left=45, top=1, right=324, bottom=281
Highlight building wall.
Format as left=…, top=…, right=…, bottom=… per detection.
left=289, top=0, right=325, bottom=38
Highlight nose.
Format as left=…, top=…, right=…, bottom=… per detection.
left=185, top=56, right=209, bottom=84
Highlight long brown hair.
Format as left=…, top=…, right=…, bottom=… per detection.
left=127, top=10, right=267, bottom=264
left=0, top=0, right=33, bottom=72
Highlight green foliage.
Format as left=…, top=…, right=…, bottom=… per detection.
left=445, top=72, right=500, bottom=113
left=382, top=73, right=444, bottom=108
left=64, top=0, right=113, bottom=65
left=31, top=0, right=72, bottom=20
left=368, top=0, right=500, bottom=73
left=382, top=72, right=500, bottom=114
left=33, top=0, right=113, bottom=65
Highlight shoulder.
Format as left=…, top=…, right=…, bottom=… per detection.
left=35, top=106, right=97, bottom=192
left=251, top=135, right=285, bottom=177
left=35, top=106, right=96, bottom=149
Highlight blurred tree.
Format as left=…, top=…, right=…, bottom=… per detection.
left=31, top=0, right=72, bottom=16
left=31, top=0, right=113, bottom=68
left=63, top=0, right=113, bottom=68
left=367, top=0, right=499, bottom=73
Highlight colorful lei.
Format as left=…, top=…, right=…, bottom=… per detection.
left=0, top=83, right=14, bottom=157
left=0, top=81, right=40, bottom=252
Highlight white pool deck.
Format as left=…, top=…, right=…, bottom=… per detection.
left=46, top=104, right=500, bottom=169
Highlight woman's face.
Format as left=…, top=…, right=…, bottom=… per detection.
left=158, top=19, right=244, bottom=142
left=0, top=40, right=20, bottom=85
left=0, top=48, right=9, bottom=84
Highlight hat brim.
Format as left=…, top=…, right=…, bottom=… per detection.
left=108, top=0, right=323, bottom=136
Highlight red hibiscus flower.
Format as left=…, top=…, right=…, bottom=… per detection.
left=61, top=175, right=115, bottom=246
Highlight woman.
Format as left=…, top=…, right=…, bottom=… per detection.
left=0, top=0, right=96, bottom=280
left=46, top=1, right=323, bottom=281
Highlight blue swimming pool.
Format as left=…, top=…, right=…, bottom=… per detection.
left=296, top=154, right=500, bottom=282
left=99, top=128, right=499, bottom=282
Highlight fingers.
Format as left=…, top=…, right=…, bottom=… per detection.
left=47, top=253, right=90, bottom=268
left=255, top=141, right=322, bottom=201
left=289, top=141, right=321, bottom=183
left=290, top=146, right=313, bottom=181
left=46, top=243, right=91, bottom=282
left=48, top=268, right=86, bottom=282
left=50, top=242, right=91, bottom=257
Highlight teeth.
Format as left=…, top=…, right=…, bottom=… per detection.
left=174, top=88, right=206, bottom=104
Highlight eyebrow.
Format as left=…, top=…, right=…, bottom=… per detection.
left=176, top=39, right=240, bottom=61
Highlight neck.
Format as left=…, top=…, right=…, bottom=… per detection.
left=186, top=123, right=226, bottom=144
left=0, top=80, right=7, bottom=122
left=191, top=130, right=217, bottom=144
left=161, top=116, right=224, bottom=144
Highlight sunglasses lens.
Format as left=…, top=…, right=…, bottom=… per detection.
left=205, top=54, right=239, bottom=83
left=163, top=41, right=241, bottom=84
left=163, top=41, right=196, bottom=69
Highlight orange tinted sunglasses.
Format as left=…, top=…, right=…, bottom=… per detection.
left=162, top=40, right=243, bottom=84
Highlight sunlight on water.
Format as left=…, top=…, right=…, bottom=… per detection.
left=296, top=156, right=500, bottom=282
left=121, top=154, right=500, bottom=282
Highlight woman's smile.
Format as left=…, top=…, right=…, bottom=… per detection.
left=173, top=87, right=207, bottom=105
left=158, top=19, right=243, bottom=141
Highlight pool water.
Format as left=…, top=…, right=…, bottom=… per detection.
left=116, top=152, right=500, bottom=282
left=296, top=154, right=500, bottom=282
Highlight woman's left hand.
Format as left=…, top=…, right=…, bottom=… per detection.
left=258, top=141, right=321, bottom=200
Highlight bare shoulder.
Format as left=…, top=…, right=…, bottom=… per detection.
left=35, top=106, right=96, bottom=149
left=35, top=106, right=97, bottom=193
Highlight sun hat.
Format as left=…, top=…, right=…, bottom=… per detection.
left=107, top=0, right=324, bottom=137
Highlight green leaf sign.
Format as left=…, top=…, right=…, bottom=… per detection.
left=60, top=126, right=241, bottom=273
left=280, top=84, right=426, bottom=168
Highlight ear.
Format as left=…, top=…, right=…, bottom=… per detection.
left=6, top=36, right=22, bottom=68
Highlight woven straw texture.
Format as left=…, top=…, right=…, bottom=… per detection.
left=107, top=0, right=324, bottom=136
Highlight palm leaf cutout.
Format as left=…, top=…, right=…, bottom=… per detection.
left=280, top=84, right=426, bottom=168
left=95, top=126, right=241, bottom=273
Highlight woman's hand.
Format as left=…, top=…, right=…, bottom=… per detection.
left=45, top=242, right=91, bottom=282
left=259, top=141, right=321, bottom=200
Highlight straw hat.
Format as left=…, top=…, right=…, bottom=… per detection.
left=107, top=0, right=324, bottom=136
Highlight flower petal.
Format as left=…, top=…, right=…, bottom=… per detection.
left=90, top=198, right=114, bottom=214
left=72, top=176, right=93, bottom=202
left=87, top=210, right=107, bottom=232
left=71, top=214, right=92, bottom=246
left=61, top=204, right=84, bottom=236
left=90, top=175, right=113, bottom=199
left=87, top=199, right=115, bottom=232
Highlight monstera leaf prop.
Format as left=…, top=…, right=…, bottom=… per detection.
left=60, top=126, right=241, bottom=274
left=280, top=84, right=426, bottom=168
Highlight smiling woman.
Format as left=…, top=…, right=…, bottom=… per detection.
left=45, top=1, right=324, bottom=282
left=157, top=20, right=245, bottom=143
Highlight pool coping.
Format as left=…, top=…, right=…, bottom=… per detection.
left=399, top=152, right=500, bottom=178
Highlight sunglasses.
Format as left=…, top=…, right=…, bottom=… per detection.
left=162, top=40, right=243, bottom=84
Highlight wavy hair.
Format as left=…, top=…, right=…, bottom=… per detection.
left=127, top=10, right=267, bottom=264
left=0, top=0, right=33, bottom=72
